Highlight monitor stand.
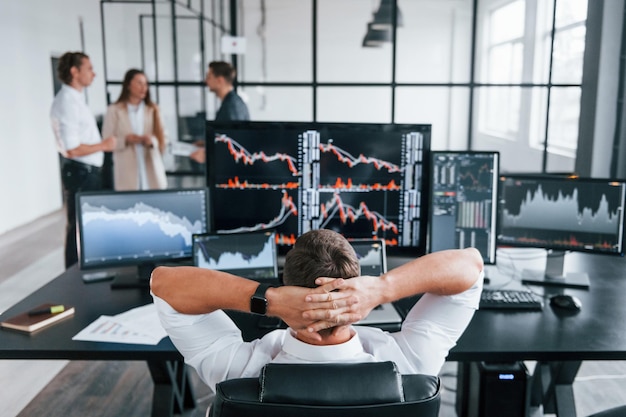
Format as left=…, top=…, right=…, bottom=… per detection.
left=110, top=262, right=155, bottom=289
left=520, top=251, right=590, bottom=289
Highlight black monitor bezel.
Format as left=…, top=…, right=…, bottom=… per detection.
left=76, top=187, right=211, bottom=271
left=205, top=121, right=432, bottom=258
left=428, top=150, right=500, bottom=265
left=496, top=174, right=626, bottom=257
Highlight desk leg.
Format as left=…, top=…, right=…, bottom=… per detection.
left=147, top=360, right=196, bottom=417
left=456, top=362, right=471, bottom=417
left=530, top=361, right=581, bottom=417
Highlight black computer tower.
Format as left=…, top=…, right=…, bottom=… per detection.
left=457, top=361, right=529, bottom=417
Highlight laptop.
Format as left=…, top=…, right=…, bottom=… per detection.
left=192, top=231, right=279, bottom=280
left=349, top=239, right=402, bottom=328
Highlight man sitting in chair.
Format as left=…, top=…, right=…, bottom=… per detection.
left=151, top=229, right=483, bottom=396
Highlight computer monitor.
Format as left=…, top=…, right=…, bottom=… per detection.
left=206, top=122, right=300, bottom=247
left=429, top=151, right=499, bottom=264
left=206, top=121, right=431, bottom=256
left=348, top=238, right=402, bottom=327
left=350, top=239, right=387, bottom=276
left=76, top=188, right=210, bottom=287
left=497, top=175, right=626, bottom=288
left=192, top=231, right=278, bottom=280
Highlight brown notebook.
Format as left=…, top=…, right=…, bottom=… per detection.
left=1, top=303, right=75, bottom=333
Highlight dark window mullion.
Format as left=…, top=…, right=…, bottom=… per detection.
left=542, top=0, right=559, bottom=172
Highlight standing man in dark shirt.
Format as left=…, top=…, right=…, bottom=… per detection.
left=206, top=61, right=250, bottom=121
left=190, top=61, right=249, bottom=163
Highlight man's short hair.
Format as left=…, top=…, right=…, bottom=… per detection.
left=283, top=229, right=360, bottom=288
left=208, top=61, right=236, bottom=85
left=57, top=51, right=89, bottom=85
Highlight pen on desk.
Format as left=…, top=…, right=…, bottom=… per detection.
left=28, top=305, right=66, bottom=316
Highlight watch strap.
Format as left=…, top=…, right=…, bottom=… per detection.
left=250, top=283, right=274, bottom=315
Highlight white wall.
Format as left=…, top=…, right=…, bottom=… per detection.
left=0, top=0, right=106, bottom=235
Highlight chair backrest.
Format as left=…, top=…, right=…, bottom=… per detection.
left=209, top=361, right=441, bottom=417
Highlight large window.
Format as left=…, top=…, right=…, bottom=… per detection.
left=542, top=0, right=587, bottom=156
left=474, top=0, right=587, bottom=172
left=479, top=1, right=525, bottom=138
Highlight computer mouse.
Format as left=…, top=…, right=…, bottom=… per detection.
left=549, top=294, right=582, bottom=311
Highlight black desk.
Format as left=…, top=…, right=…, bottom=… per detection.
left=2, top=253, right=626, bottom=417
left=449, top=252, right=626, bottom=417
left=451, top=252, right=626, bottom=362
left=0, top=265, right=194, bottom=417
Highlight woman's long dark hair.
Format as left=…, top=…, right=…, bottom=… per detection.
left=115, top=69, right=154, bottom=106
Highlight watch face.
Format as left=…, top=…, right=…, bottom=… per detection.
left=251, top=295, right=268, bottom=315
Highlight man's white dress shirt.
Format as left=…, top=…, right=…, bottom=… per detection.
left=50, top=84, right=103, bottom=167
left=153, top=270, right=483, bottom=395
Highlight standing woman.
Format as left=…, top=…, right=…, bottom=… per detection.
left=102, top=69, right=167, bottom=190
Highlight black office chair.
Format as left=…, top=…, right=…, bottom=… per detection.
left=209, top=361, right=441, bottom=417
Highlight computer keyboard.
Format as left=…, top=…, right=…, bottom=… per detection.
left=480, top=289, right=544, bottom=310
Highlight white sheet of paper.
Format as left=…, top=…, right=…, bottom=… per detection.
left=111, top=303, right=168, bottom=340
left=72, top=316, right=161, bottom=345
left=72, top=303, right=167, bottom=345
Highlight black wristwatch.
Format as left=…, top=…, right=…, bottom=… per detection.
left=250, top=283, right=273, bottom=315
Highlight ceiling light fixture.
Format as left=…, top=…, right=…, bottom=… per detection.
left=372, top=0, right=403, bottom=29
left=362, top=0, right=403, bottom=47
left=362, top=23, right=391, bottom=47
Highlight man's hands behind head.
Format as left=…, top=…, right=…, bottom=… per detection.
left=267, top=275, right=384, bottom=340
left=304, top=276, right=383, bottom=333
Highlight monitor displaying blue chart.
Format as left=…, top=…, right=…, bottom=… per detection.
left=76, top=188, right=209, bottom=270
left=192, top=231, right=278, bottom=280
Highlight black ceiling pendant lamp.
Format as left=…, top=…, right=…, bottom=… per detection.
left=362, top=22, right=392, bottom=47
left=371, top=0, right=404, bottom=29
left=362, top=0, right=403, bottom=47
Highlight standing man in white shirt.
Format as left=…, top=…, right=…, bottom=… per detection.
left=50, top=51, right=117, bottom=268
left=151, top=229, right=483, bottom=398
